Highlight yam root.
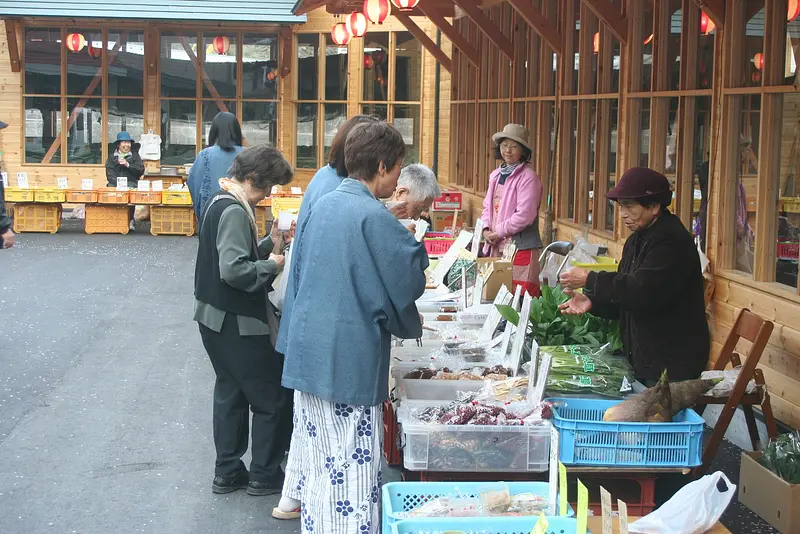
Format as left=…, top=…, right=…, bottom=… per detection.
left=603, top=374, right=722, bottom=422
left=670, top=377, right=723, bottom=414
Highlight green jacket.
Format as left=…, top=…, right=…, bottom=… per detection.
left=0, top=180, right=11, bottom=234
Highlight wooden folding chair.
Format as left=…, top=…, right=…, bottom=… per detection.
left=694, top=308, right=779, bottom=476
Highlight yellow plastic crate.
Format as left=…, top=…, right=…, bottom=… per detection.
left=781, top=197, right=800, bottom=213
left=150, top=205, right=196, bottom=236
left=13, top=203, right=62, bottom=234
left=571, top=256, right=619, bottom=272
left=85, top=204, right=130, bottom=234
left=270, top=195, right=302, bottom=218
left=255, top=206, right=269, bottom=238
left=161, top=190, right=193, bottom=205
left=34, top=188, right=66, bottom=203
left=5, top=187, right=35, bottom=202
left=66, top=190, right=98, bottom=203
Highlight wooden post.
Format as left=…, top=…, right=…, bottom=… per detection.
left=583, top=0, right=628, bottom=43
left=5, top=19, right=20, bottom=73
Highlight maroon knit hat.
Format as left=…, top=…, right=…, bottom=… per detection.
left=607, top=167, right=673, bottom=206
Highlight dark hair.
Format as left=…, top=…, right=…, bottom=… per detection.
left=229, top=145, right=293, bottom=190
left=328, top=115, right=379, bottom=176
left=208, top=111, right=244, bottom=152
left=494, top=138, right=532, bottom=164
left=344, top=122, right=406, bottom=181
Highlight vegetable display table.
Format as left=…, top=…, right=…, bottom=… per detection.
left=587, top=516, right=731, bottom=533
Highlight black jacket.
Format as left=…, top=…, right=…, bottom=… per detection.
left=105, top=146, right=145, bottom=187
left=586, top=211, right=710, bottom=381
left=0, top=180, right=11, bottom=234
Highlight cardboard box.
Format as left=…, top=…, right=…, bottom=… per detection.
left=432, top=190, right=463, bottom=210
left=739, top=451, right=800, bottom=533
left=477, top=258, right=512, bottom=301
left=430, top=209, right=465, bottom=232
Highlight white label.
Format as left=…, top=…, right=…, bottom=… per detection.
left=620, top=376, right=632, bottom=393
left=291, top=186, right=302, bottom=195
left=81, top=179, right=94, bottom=190
left=482, top=284, right=511, bottom=337
left=471, top=218, right=484, bottom=257
left=429, top=231, right=473, bottom=287
left=271, top=185, right=278, bottom=195
left=277, top=211, right=294, bottom=231
left=1, top=172, right=7, bottom=188
left=509, top=293, right=532, bottom=373
left=618, top=500, right=629, bottom=534
left=600, top=487, right=612, bottom=534
left=152, top=180, right=163, bottom=192
left=531, top=352, right=551, bottom=406
left=16, top=172, right=29, bottom=188
left=499, top=285, right=523, bottom=360
left=57, top=177, right=69, bottom=189
left=138, top=180, right=151, bottom=191
left=471, top=273, right=484, bottom=308
left=548, top=425, right=560, bottom=516
left=116, top=177, right=128, bottom=191
left=414, top=219, right=428, bottom=243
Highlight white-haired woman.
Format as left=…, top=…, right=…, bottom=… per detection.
left=387, top=163, right=441, bottom=220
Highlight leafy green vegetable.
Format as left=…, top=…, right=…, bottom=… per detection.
left=542, top=345, right=634, bottom=398
left=760, top=432, right=800, bottom=483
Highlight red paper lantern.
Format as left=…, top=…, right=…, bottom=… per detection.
left=372, top=49, right=386, bottom=64
left=390, top=0, right=419, bottom=11
left=212, top=36, right=231, bottom=55
left=331, top=23, right=351, bottom=46
left=363, top=0, right=391, bottom=24
left=65, top=33, right=86, bottom=53
left=346, top=11, right=368, bottom=38
left=593, top=32, right=599, bottom=53
left=364, top=54, right=374, bottom=70
left=700, top=11, right=715, bottom=35
left=753, top=52, right=764, bottom=70
left=87, top=44, right=102, bottom=59
left=752, top=71, right=762, bottom=83
left=644, top=33, right=654, bottom=45
left=790, top=0, right=800, bottom=21
left=267, top=68, right=279, bottom=81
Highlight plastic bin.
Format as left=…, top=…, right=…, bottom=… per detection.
left=570, top=256, right=618, bottom=272
left=382, top=481, right=574, bottom=534
left=85, top=204, right=129, bottom=234
left=150, top=206, right=196, bottom=236
left=398, top=378, right=487, bottom=402
left=97, top=188, right=129, bottom=204
left=550, top=398, right=704, bottom=468
left=34, top=188, right=66, bottom=203
left=390, top=516, right=583, bottom=534
left=424, top=238, right=456, bottom=256
left=66, top=190, right=98, bottom=203
left=129, top=190, right=162, bottom=205
left=4, top=187, right=35, bottom=202
left=778, top=242, right=799, bottom=260
left=161, top=190, right=192, bottom=205
left=781, top=196, right=800, bottom=213
left=399, top=412, right=551, bottom=472
left=13, top=203, right=61, bottom=234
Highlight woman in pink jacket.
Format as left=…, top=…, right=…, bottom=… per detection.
left=481, top=124, right=543, bottom=297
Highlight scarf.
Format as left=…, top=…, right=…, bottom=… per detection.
left=219, top=177, right=258, bottom=238
left=114, top=150, right=131, bottom=160
left=498, top=162, right=520, bottom=185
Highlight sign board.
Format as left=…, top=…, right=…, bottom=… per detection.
left=16, top=172, right=29, bottom=188
left=618, top=500, right=629, bottom=534
left=471, top=218, right=484, bottom=257
left=482, top=284, right=511, bottom=337
left=548, top=425, right=560, bottom=515
left=509, top=292, right=532, bottom=372
left=138, top=180, right=151, bottom=191
left=1, top=172, right=8, bottom=188
left=577, top=480, right=588, bottom=534
left=57, top=177, right=69, bottom=189
left=152, top=180, right=163, bottom=192
left=471, top=272, right=484, bottom=308
left=600, top=486, right=612, bottom=534
left=116, top=177, right=128, bottom=191
left=429, top=230, right=473, bottom=287
left=81, top=179, right=94, bottom=190
left=499, top=285, right=523, bottom=359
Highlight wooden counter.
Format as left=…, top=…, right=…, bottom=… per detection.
left=586, top=516, right=731, bottom=533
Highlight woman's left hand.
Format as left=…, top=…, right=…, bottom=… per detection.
left=484, top=230, right=501, bottom=245
left=559, top=267, right=590, bottom=290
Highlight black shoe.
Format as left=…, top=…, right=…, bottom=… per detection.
left=247, top=474, right=284, bottom=497
left=212, top=469, right=249, bottom=494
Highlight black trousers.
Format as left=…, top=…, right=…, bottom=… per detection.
left=199, top=313, right=293, bottom=482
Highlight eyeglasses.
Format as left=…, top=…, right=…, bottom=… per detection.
left=500, top=143, right=520, bottom=152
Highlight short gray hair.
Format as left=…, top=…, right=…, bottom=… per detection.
left=398, top=164, right=440, bottom=202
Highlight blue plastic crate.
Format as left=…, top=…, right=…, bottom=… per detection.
left=390, top=516, right=586, bottom=534
left=550, top=397, right=704, bottom=468
left=382, top=481, right=574, bottom=534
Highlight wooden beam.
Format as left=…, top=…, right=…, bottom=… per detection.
left=506, top=0, right=562, bottom=56
left=693, top=0, right=725, bottom=29
left=394, top=12, right=452, bottom=72
left=176, top=34, right=230, bottom=113
left=4, top=19, right=20, bottom=73
left=583, top=0, right=628, bottom=44
left=294, top=0, right=328, bottom=16
left=420, top=4, right=480, bottom=67
left=452, top=0, right=515, bottom=60
left=280, top=27, right=292, bottom=78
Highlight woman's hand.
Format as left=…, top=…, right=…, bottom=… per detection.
left=559, top=267, right=590, bottom=290
left=483, top=229, right=500, bottom=245
left=558, top=290, right=593, bottom=316
left=119, top=158, right=129, bottom=167
left=388, top=202, right=410, bottom=219
left=269, top=253, right=285, bottom=272
left=270, top=221, right=283, bottom=250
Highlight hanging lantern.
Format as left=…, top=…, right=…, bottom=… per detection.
left=644, top=33, right=654, bottom=45
left=790, top=0, right=800, bottom=21
left=364, top=54, right=374, bottom=70
left=593, top=32, right=599, bottom=53
left=267, top=68, right=279, bottom=81
left=87, top=44, right=102, bottom=59
left=700, top=11, right=715, bottom=35
left=372, top=49, right=386, bottom=64
left=331, top=23, right=351, bottom=46
left=363, top=0, right=391, bottom=24
left=212, top=36, right=231, bottom=55
left=65, top=33, right=86, bottom=53
left=752, top=71, right=762, bottom=83
left=346, top=11, right=369, bottom=38
left=390, top=0, right=419, bottom=11
left=753, top=52, right=764, bottom=70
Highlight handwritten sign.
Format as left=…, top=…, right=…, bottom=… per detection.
left=471, top=218, right=484, bottom=257
left=509, top=292, right=532, bottom=371
left=57, top=177, right=69, bottom=189
left=138, top=180, right=151, bottom=191
left=152, top=180, right=163, bottom=192
left=559, top=461, right=568, bottom=516
left=601, top=486, right=612, bottom=534
left=482, top=284, right=511, bottom=337
left=531, top=512, right=549, bottom=534
left=499, top=285, right=523, bottom=360
left=1, top=172, right=7, bottom=188
left=81, top=179, right=94, bottom=190
left=548, top=425, right=559, bottom=516
left=577, top=479, right=588, bottom=534
left=618, top=500, right=629, bottom=534
left=16, top=172, right=29, bottom=188
left=291, top=186, right=302, bottom=195
left=116, top=177, right=128, bottom=191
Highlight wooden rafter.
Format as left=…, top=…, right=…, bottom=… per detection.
left=295, top=0, right=329, bottom=16
left=452, top=0, right=515, bottom=60
left=176, top=33, right=230, bottom=113
left=582, top=0, right=628, bottom=44
left=280, top=27, right=292, bottom=78
left=394, top=13, right=452, bottom=72
left=506, top=0, right=562, bottom=56
left=693, top=0, right=725, bottom=29
left=4, top=19, right=20, bottom=73
left=419, top=4, right=480, bottom=67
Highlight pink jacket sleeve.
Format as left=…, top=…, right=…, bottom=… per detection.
left=496, top=168, right=542, bottom=238
left=480, top=170, right=498, bottom=230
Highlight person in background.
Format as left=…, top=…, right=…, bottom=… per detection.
left=106, top=131, right=145, bottom=231
left=558, top=167, right=709, bottom=385
left=0, top=177, right=13, bottom=249
left=194, top=145, right=294, bottom=497
left=387, top=163, right=441, bottom=221
left=188, top=112, right=245, bottom=219
left=273, top=122, right=427, bottom=533
left=480, top=123, right=543, bottom=297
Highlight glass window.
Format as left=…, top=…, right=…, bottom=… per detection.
left=394, top=104, right=421, bottom=165
left=693, top=96, right=712, bottom=250
left=325, top=35, right=348, bottom=101
left=297, top=34, right=319, bottom=101
left=107, top=31, right=145, bottom=97
left=639, top=99, right=651, bottom=167
left=364, top=33, right=389, bottom=101
left=571, top=0, right=580, bottom=93
left=641, top=2, right=654, bottom=91
left=606, top=100, right=619, bottom=232
left=394, top=31, right=421, bottom=101
left=323, top=104, right=347, bottom=161
left=611, top=39, right=621, bottom=93
left=25, top=28, right=61, bottom=95
left=587, top=101, right=597, bottom=224
left=161, top=32, right=197, bottom=99
left=25, top=96, right=61, bottom=163
left=296, top=103, right=318, bottom=169
left=743, top=3, right=765, bottom=88
left=66, top=29, right=102, bottom=96
left=242, top=34, right=278, bottom=100
left=242, top=101, right=278, bottom=147
left=202, top=33, right=237, bottom=99
left=202, top=101, right=237, bottom=146
left=777, top=96, right=800, bottom=287
left=66, top=98, right=102, bottom=164
left=665, top=97, right=679, bottom=175
left=362, top=103, right=388, bottom=120
left=734, top=94, right=760, bottom=275
left=160, top=100, right=197, bottom=165
left=668, top=8, right=681, bottom=90
left=107, top=98, right=145, bottom=153
left=786, top=17, right=800, bottom=85
left=567, top=103, right=578, bottom=219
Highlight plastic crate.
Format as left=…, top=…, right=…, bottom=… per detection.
left=390, top=516, right=584, bottom=534
left=150, top=206, right=196, bottom=236
left=4, top=187, right=34, bottom=202
left=778, top=242, right=799, bottom=260
left=97, top=188, right=129, bottom=204
left=256, top=197, right=271, bottom=207
left=424, top=238, right=456, bottom=256
left=66, top=190, right=98, bottom=203
left=129, top=190, right=162, bottom=205
left=255, top=206, right=269, bottom=238
left=383, top=481, right=574, bottom=534
left=13, top=203, right=61, bottom=234
left=270, top=195, right=302, bottom=218
left=550, top=398, right=704, bottom=468
left=781, top=196, right=800, bottom=213
left=34, top=188, right=66, bottom=203
left=570, top=256, right=619, bottom=272
left=161, top=190, right=192, bottom=205
left=85, top=204, right=129, bottom=235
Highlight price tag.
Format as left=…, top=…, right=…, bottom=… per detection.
left=82, top=178, right=94, bottom=190
left=116, top=177, right=128, bottom=191
left=271, top=185, right=278, bottom=195
left=579, top=376, right=592, bottom=386
left=509, top=292, right=532, bottom=371
left=16, top=172, right=29, bottom=188
left=577, top=479, right=588, bottom=534
left=548, top=426, right=559, bottom=516
left=583, top=362, right=595, bottom=373
left=471, top=218, right=484, bottom=257
left=482, top=284, right=511, bottom=337
left=620, top=376, right=632, bottom=393
left=618, top=499, right=629, bottom=534
left=291, top=186, right=302, bottom=195
left=530, top=512, right=549, bottom=534
left=559, top=461, right=568, bottom=516
left=472, top=272, right=484, bottom=308
left=152, top=180, right=163, bottom=192
left=1, top=172, right=8, bottom=188
left=600, top=486, right=612, bottom=534
left=57, top=177, right=69, bottom=189
left=138, top=180, right=151, bottom=191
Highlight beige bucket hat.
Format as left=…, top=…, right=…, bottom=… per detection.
left=492, top=123, right=532, bottom=151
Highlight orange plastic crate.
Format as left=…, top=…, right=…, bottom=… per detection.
left=97, top=188, right=130, bottom=204
left=13, top=203, right=61, bottom=234
left=129, top=190, right=162, bottom=205
left=66, top=190, right=98, bottom=203
left=150, top=205, right=196, bottom=236
left=255, top=206, right=269, bottom=238
left=85, top=204, right=130, bottom=234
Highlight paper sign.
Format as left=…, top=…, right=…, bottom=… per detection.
left=16, top=172, right=29, bottom=188
left=577, top=480, right=588, bottom=534
left=450, top=207, right=459, bottom=235
left=461, top=269, right=468, bottom=309
left=57, top=177, right=69, bottom=189
left=531, top=351, right=551, bottom=406
left=472, top=273, right=484, bottom=308
left=531, top=512, right=549, bottom=534
left=1, top=172, right=8, bottom=188
left=291, top=186, right=302, bottom=195
left=414, top=219, right=429, bottom=242
left=499, top=285, right=523, bottom=359
left=152, top=180, right=163, bottom=192
left=81, top=178, right=94, bottom=190
left=482, top=284, right=511, bottom=337
left=271, top=185, right=278, bottom=195
left=278, top=211, right=294, bottom=231
left=429, top=230, right=473, bottom=287
left=559, top=461, right=568, bottom=516
left=471, top=218, right=484, bottom=257
left=116, top=177, right=128, bottom=191
left=548, top=425, right=559, bottom=516
left=138, top=180, right=151, bottom=191
left=618, top=499, right=629, bottom=534
left=600, top=486, right=612, bottom=534
left=511, top=283, right=523, bottom=310
left=509, top=293, right=532, bottom=371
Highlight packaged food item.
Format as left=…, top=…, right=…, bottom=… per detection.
left=479, top=483, right=511, bottom=514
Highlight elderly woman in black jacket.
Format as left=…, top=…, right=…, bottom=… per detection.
left=559, top=167, right=710, bottom=385
left=106, top=131, right=145, bottom=231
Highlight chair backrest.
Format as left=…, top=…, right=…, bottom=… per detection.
left=714, top=308, right=774, bottom=371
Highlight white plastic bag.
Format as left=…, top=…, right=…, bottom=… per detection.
left=139, top=130, right=162, bottom=161
left=269, top=242, right=292, bottom=311
left=629, top=472, right=735, bottom=534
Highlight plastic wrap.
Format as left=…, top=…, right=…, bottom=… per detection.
left=759, top=431, right=800, bottom=483
left=542, top=344, right=634, bottom=398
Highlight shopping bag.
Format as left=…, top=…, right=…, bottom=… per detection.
left=629, top=472, right=736, bottom=534
left=134, top=205, right=150, bottom=222
left=139, top=130, right=162, bottom=161
left=269, top=241, right=292, bottom=311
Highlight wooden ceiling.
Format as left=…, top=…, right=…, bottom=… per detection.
left=295, top=0, right=456, bottom=17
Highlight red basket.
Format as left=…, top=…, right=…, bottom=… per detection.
left=424, top=238, right=456, bottom=256
left=778, top=242, right=799, bottom=260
